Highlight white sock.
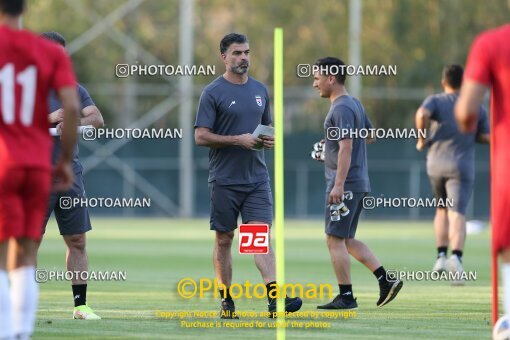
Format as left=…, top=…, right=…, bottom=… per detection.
left=9, top=266, right=38, bottom=337
left=0, top=270, right=13, bottom=339
left=503, top=264, right=510, bottom=315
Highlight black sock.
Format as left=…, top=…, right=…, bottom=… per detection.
left=373, top=266, right=388, bottom=285
left=437, top=246, right=447, bottom=257
left=452, top=249, right=463, bottom=261
left=266, top=281, right=277, bottom=304
left=338, top=284, right=354, bottom=300
left=72, top=284, right=87, bottom=307
left=219, top=287, right=233, bottom=301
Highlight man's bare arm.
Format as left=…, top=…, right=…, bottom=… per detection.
left=80, top=105, right=104, bottom=128
left=52, top=87, right=80, bottom=192
left=195, top=127, right=262, bottom=150
left=365, top=117, right=376, bottom=144
left=455, top=80, right=489, bottom=133
left=55, top=105, right=105, bottom=135
left=476, top=133, right=490, bottom=144
left=49, top=105, right=103, bottom=127
left=329, top=139, right=353, bottom=204
left=57, top=87, right=80, bottom=162
left=48, top=108, right=64, bottom=124
left=335, top=139, right=352, bottom=187
left=415, top=107, right=431, bottom=151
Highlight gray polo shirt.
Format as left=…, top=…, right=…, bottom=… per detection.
left=421, top=92, right=489, bottom=180
left=324, top=95, right=371, bottom=193
left=195, top=76, right=272, bottom=185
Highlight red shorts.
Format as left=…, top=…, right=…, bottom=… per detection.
left=493, top=186, right=510, bottom=253
left=0, top=167, right=51, bottom=241
left=491, top=143, right=510, bottom=253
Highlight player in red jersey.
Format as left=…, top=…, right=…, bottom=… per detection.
left=455, top=23, right=510, bottom=327
left=0, top=1, right=79, bottom=338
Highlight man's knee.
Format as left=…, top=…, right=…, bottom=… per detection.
left=346, top=238, right=364, bottom=254
left=246, top=220, right=273, bottom=245
left=8, top=237, right=38, bottom=268
left=501, top=248, right=510, bottom=262
left=447, top=208, right=463, bottom=217
left=345, top=237, right=356, bottom=249
left=326, top=235, right=346, bottom=249
left=64, top=233, right=86, bottom=252
left=447, top=210, right=466, bottom=224
left=436, top=207, right=447, bottom=216
left=216, top=231, right=234, bottom=248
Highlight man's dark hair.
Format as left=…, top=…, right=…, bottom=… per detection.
left=220, top=33, right=248, bottom=54
left=314, top=57, right=347, bottom=85
left=0, top=0, right=25, bottom=15
left=442, top=64, right=463, bottom=89
left=41, top=31, right=66, bottom=47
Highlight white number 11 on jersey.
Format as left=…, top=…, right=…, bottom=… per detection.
left=0, top=63, right=37, bottom=126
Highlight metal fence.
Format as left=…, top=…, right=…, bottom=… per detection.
left=78, top=135, right=490, bottom=220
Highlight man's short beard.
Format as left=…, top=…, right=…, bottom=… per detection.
left=320, top=89, right=331, bottom=98
left=231, top=64, right=249, bottom=75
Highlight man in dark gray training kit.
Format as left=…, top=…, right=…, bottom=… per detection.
left=415, top=64, right=489, bottom=284
left=194, top=33, right=302, bottom=318
left=313, top=57, right=403, bottom=310
left=40, top=32, right=104, bottom=320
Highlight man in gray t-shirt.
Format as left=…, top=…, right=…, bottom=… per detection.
left=195, top=74, right=272, bottom=185
left=323, top=95, right=372, bottom=194
left=194, top=33, right=301, bottom=318
left=416, top=64, right=489, bottom=281
left=313, top=57, right=403, bottom=311
left=40, top=31, right=104, bottom=320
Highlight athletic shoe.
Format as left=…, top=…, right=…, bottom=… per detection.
left=317, top=295, right=358, bottom=310
left=446, top=255, right=465, bottom=286
left=377, top=279, right=403, bottom=307
left=432, top=253, right=447, bottom=273
left=268, top=297, right=303, bottom=318
left=73, top=305, right=101, bottom=320
left=220, top=299, right=239, bottom=319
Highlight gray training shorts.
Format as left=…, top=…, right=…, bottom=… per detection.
left=325, top=192, right=367, bottom=238
left=428, top=175, right=473, bottom=214
left=43, top=171, right=92, bottom=236
left=208, top=181, right=273, bottom=232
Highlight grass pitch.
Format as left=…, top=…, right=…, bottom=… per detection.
left=35, top=218, right=492, bottom=339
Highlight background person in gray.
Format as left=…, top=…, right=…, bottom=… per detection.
left=194, top=33, right=301, bottom=318
left=313, top=57, right=403, bottom=310
left=415, top=64, right=489, bottom=281
left=39, top=32, right=104, bottom=320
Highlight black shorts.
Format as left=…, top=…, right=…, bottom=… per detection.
left=209, top=181, right=273, bottom=232
left=43, top=171, right=92, bottom=236
left=325, top=192, right=366, bottom=238
left=428, top=175, right=473, bottom=214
